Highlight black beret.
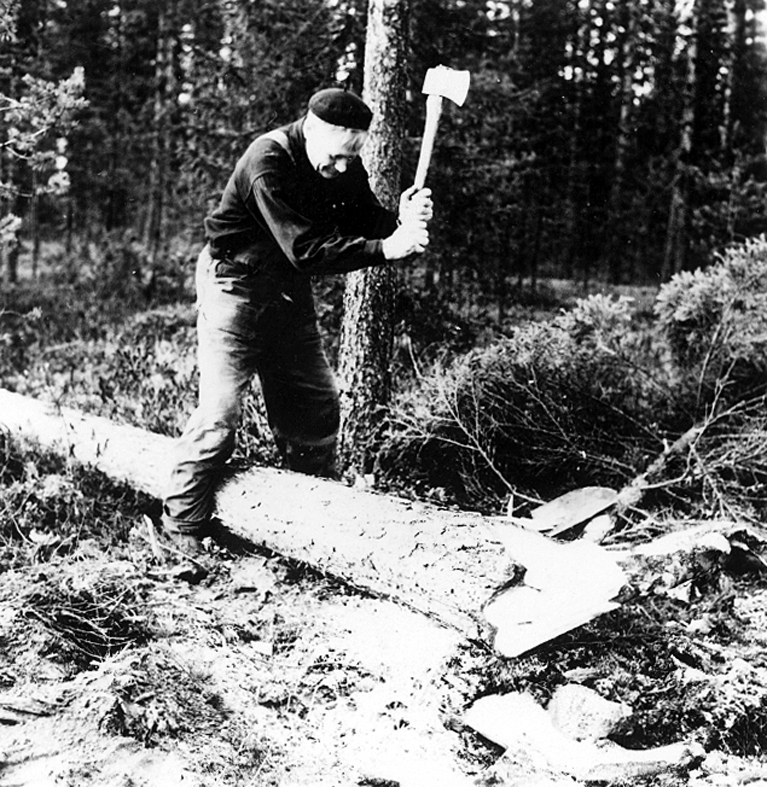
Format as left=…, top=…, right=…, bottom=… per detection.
left=308, top=88, right=372, bottom=131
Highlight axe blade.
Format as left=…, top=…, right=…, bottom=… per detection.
left=422, top=65, right=470, bottom=107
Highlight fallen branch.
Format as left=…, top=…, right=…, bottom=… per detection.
left=615, top=423, right=704, bottom=513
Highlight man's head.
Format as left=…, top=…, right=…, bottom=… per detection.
left=304, top=88, right=371, bottom=179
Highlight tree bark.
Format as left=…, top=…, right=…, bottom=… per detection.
left=662, top=0, right=698, bottom=280
left=337, top=0, right=409, bottom=477
left=142, top=2, right=176, bottom=278
left=0, top=51, right=18, bottom=285
left=605, top=2, right=638, bottom=284
left=105, top=4, right=126, bottom=231
left=30, top=170, right=39, bottom=278
left=561, top=0, right=589, bottom=277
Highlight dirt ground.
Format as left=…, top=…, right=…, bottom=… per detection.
left=0, top=527, right=487, bottom=787
left=2, top=516, right=767, bottom=786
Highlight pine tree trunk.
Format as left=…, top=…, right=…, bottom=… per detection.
left=106, top=5, right=126, bottom=231
left=337, top=0, right=409, bottom=477
left=0, top=57, right=18, bottom=285
left=605, top=3, right=637, bottom=284
left=143, top=3, right=176, bottom=279
left=722, top=0, right=746, bottom=241
left=663, top=0, right=698, bottom=280
left=722, top=0, right=746, bottom=156
left=30, top=171, right=39, bottom=279
left=561, top=1, right=589, bottom=277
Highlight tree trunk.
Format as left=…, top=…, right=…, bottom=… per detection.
left=605, top=2, right=638, bottom=284
left=561, top=0, right=589, bottom=277
left=106, top=4, right=126, bottom=231
left=30, top=170, right=40, bottom=279
left=662, top=0, right=698, bottom=280
left=337, top=0, right=409, bottom=477
left=5, top=239, right=18, bottom=284
left=142, top=2, right=176, bottom=280
left=0, top=56, right=18, bottom=285
left=721, top=0, right=747, bottom=242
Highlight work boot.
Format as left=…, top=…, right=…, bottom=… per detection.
left=165, top=529, right=210, bottom=584
left=142, top=512, right=212, bottom=584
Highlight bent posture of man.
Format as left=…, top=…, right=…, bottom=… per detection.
left=161, top=88, right=432, bottom=577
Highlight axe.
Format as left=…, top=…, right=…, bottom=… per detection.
left=413, top=65, right=470, bottom=190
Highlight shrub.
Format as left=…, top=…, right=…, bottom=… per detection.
left=45, top=230, right=194, bottom=305
left=655, top=235, right=767, bottom=401
left=98, top=648, right=227, bottom=745
left=23, top=563, right=154, bottom=668
left=6, top=303, right=199, bottom=436
left=377, top=294, right=672, bottom=512
left=0, top=434, right=152, bottom=570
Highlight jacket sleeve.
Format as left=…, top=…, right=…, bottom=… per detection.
left=240, top=133, right=398, bottom=277
left=248, top=173, right=387, bottom=275
left=339, top=180, right=401, bottom=241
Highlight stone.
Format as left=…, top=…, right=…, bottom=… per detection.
left=547, top=684, right=631, bottom=742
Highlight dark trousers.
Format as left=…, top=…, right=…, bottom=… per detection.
left=162, top=246, right=339, bottom=535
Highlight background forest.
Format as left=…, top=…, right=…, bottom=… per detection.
left=5, top=8, right=767, bottom=781
left=2, top=0, right=767, bottom=305
left=3, top=0, right=767, bottom=515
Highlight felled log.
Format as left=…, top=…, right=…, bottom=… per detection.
left=0, top=388, right=630, bottom=647
left=0, top=389, right=171, bottom=498
left=0, top=389, right=508, bottom=635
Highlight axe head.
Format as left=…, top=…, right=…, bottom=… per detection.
left=422, top=65, right=470, bottom=107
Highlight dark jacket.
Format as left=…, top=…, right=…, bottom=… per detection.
left=205, top=118, right=398, bottom=277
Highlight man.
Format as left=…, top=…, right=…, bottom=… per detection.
left=160, top=87, right=433, bottom=577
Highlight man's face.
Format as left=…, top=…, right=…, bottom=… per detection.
left=306, top=129, right=366, bottom=179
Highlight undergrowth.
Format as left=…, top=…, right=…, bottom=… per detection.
left=0, top=431, right=153, bottom=570
left=22, top=558, right=155, bottom=669
left=377, top=237, right=767, bottom=516
left=98, top=647, right=228, bottom=746
left=377, top=293, right=677, bottom=512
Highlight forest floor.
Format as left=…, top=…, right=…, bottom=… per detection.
left=2, top=267, right=767, bottom=785
left=2, top=495, right=767, bottom=786
left=0, top=516, right=489, bottom=787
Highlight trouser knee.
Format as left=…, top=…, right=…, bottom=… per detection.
left=177, top=418, right=237, bottom=468
left=161, top=416, right=238, bottom=528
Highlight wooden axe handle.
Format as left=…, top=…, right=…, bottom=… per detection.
left=413, top=94, right=444, bottom=190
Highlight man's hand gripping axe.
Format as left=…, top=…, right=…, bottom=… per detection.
left=413, top=65, right=470, bottom=189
